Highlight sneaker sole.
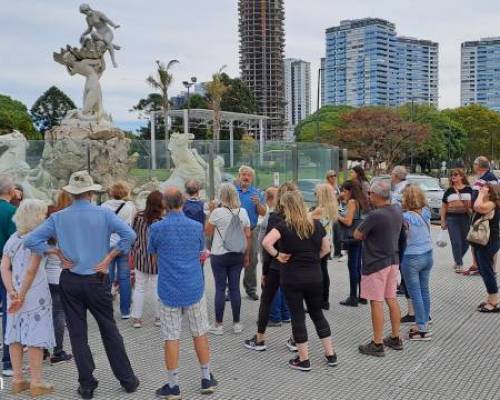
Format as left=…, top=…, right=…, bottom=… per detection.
left=327, top=361, right=338, bottom=367
left=288, top=364, right=311, bottom=372
left=409, top=336, right=432, bottom=341
left=158, top=395, right=181, bottom=400
left=208, top=330, right=224, bottom=336
left=286, top=343, right=298, bottom=352
left=244, top=343, right=266, bottom=351
left=200, top=387, right=217, bottom=395
left=359, top=349, right=385, bottom=357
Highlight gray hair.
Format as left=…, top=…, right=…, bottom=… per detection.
left=13, top=199, right=48, bottom=235
left=218, top=183, right=240, bottom=209
left=474, top=156, right=490, bottom=170
left=370, top=180, right=391, bottom=200
left=185, top=179, right=202, bottom=196
left=238, top=165, right=255, bottom=177
left=391, top=165, right=407, bottom=181
left=164, top=187, right=184, bottom=210
left=0, top=174, right=14, bottom=196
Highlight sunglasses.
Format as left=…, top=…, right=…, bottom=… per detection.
left=451, top=173, right=461, bottom=177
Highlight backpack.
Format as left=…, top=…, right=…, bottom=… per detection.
left=215, top=207, right=246, bottom=253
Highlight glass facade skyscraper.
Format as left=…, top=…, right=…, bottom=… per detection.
left=284, top=58, right=311, bottom=140
left=324, top=18, right=439, bottom=108
left=461, top=37, right=500, bottom=112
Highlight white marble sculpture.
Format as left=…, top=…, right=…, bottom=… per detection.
left=160, top=133, right=224, bottom=194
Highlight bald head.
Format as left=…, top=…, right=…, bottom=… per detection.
left=164, top=187, right=184, bottom=210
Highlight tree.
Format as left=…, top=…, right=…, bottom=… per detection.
left=338, top=107, right=430, bottom=171
left=397, top=104, right=467, bottom=171
left=0, top=94, right=40, bottom=139
left=206, top=66, right=229, bottom=150
left=295, top=105, right=353, bottom=142
left=445, top=104, right=500, bottom=165
left=147, top=59, right=179, bottom=168
left=219, top=73, right=257, bottom=115
left=30, top=86, right=76, bottom=133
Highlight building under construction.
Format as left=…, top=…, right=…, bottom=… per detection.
left=239, top=0, right=286, bottom=140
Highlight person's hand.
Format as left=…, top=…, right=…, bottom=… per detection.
left=56, top=250, right=74, bottom=270
left=441, top=223, right=447, bottom=230
left=251, top=195, right=260, bottom=206
left=208, top=200, right=218, bottom=212
left=479, top=186, right=490, bottom=195
left=261, top=275, right=267, bottom=288
left=8, top=297, right=24, bottom=314
left=8, top=289, right=18, bottom=301
left=244, top=254, right=250, bottom=268
left=277, top=252, right=291, bottom=264
left=95, top=257, right=111, bottom=274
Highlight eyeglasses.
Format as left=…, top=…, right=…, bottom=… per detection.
left=451, top=173, right=460, bottom=177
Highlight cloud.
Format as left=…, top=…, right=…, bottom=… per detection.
left=1, top=0, right=499, bottom=123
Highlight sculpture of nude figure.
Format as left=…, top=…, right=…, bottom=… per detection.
left=79, top=3, right=120, bottom=67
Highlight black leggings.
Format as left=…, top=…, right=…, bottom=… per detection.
left=320, top=255, right=330, bottom=304
left=257, top=269, right=281, bottom=334
left=282, top=281, right=331, bottom=344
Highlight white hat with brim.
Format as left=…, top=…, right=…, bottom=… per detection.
left=63, top=170, right=103, bottom=195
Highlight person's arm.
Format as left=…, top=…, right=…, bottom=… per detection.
left=80, top=19, right=93, bottom=42
left=243, top=226, right=251, bottom=267
left=205, top=208, right=218, bottom=237
left=354, top=212, right=376, bottom=241
left=320, top=235, right=331, bottom=258
left=24, top=217, right=56, bottom=256
left=0, top=255, right=15, bottom=301
left=262, top=228, right=290, bottom=264
left=7, top=254, right=43, bottom=314
left=440, top=203, right=448, bottom=229
left=252, top=192, right=267, bottom=217
left=338, top=200, right=356, bottom=226
left=473, top=187, right=496, bottom=214
left=310, top=207, right=323, bottom=220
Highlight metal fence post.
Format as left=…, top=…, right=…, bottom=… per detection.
left=292, top=144, right=299, bottom=183
left=208, top=142, right=215, bottom=201
left=342, top=148, right=348, bottom=179
left=331, top=147, right=339, bottom=174
left=151, top=114, right=157, bottom=170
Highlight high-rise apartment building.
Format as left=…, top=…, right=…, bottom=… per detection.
left=397, top=37, right=439, bottom=105
left=239, top=0, right=286, bottom=139
left=284, top=58, right=311, bottom=140
left=324, top=18, right=439, bottom=108
left=461, top=37, right=500, bottom=112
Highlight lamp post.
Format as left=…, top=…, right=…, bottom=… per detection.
left=182, top=76, right=197, bottom=133
left=315, top=67, right=324, bottom=141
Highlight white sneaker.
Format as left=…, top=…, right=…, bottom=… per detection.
left=2, top=368, right=13, bottom=377
left=132, top=319, right=142, bottom=328
left=208, top=325, right=224, bottom=335
left=337, top=255, right=346, bottom=262
left=233, top=323, right=244, bottom=334
left=121, top=314, right=131, bottom=320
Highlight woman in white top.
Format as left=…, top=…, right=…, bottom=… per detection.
left=1, top=200, right=55, bottom=396
left=101, top=181, right=136, bottom=319
left=206, top=183, right=251, bottom=335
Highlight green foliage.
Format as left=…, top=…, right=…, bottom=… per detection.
left=444, top=104, right=500, bottom=164
left=0, top=94, right=40, bottom=139
left=219, top=73, right=257, bottom=114
left=295, top=105, right=353, bottom=142
left=30, top=86, right=76, bottom=133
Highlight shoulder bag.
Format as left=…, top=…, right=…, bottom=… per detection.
left=467, top=210, right=495, bottom=246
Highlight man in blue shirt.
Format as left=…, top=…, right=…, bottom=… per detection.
left=149, top=187, right=217, bottom=399
left=182, top=179, right=205, bottom=226
left=24, top=171, right=139, bottom=399
left=237, top=165, right=266, bottom=300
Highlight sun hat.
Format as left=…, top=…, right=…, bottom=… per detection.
left=63, top=170, right=103, bottom=195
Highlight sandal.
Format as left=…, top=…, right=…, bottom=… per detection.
left=463, top=266, right=479, bottom=276
left=478, top=303, right=500, bottom=313
left=11, top=380, right=30, bottom=394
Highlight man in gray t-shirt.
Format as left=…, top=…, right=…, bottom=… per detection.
left=354, top=180, right=403, bottom=357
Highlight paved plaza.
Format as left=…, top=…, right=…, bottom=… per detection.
left=2, top=227, right=499, bottom=400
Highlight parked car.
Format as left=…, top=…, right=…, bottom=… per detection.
left=370, top=174, right=444, bottom=220
left=297, top=179, right=322, bottom=205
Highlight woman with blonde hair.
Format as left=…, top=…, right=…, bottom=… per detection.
left=400, top=185, right=433, bottom=341
left=102, top=180, right=136, bottom=318
left=311, top=183, right=338, bottom=310
left=1, top=200, right=55, bottom=396
left=261, top=190, right=337, bottom=371
left=206, top=183, right=251, bottom=335
left=440, top=168, right=473, bottom=273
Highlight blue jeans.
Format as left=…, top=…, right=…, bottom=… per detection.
left=1, top=279, right=11, bottom=370
left=401, top=250, right=433, bottom=331
left=447, top=214, right=470, bottom=266
left=347, top=242, right=362, bottom=298
left=211, top=253, right=244, bottom=323
left=108, top=255, right=131, bottom=316
left=270, top=287, right=290, bottom=322
left=474, top=241, right=500, bottom=295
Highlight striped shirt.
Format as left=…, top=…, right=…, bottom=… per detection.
left=132, top=213, right=161, bottom=275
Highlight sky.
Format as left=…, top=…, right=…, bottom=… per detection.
left=1, top=0, right=499, bottom=130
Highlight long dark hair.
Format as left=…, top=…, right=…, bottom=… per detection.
left=341, top=180, right=369, bottom=212
left=143, top=190, right=164, bottom=224
left=351, top=165, right=369, bottom=183
left=487, top=182, right=500, bottom=209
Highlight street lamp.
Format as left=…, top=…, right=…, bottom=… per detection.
left=315, top=67, right=324, bottom=141
left=182, top=76, right=197, bottom=133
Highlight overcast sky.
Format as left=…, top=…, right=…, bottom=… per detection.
left=1, top=0, right=499, bottom=128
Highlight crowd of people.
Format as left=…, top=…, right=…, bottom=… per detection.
left=0, top=157, right=498, bottom=398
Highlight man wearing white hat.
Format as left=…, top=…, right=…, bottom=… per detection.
left=25, top=171, right=139, bottom=399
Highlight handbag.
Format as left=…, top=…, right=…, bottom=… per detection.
left=339, top=207, right=362, bottom=244
left=467, top=210, right=495, bottom=246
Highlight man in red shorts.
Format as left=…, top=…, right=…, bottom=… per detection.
left=354, top=180, right=404, bottom=357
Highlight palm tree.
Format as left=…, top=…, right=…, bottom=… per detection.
left=147, top=59, right=179, bottom=169
left=206, top=65, right=229, bottom=152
